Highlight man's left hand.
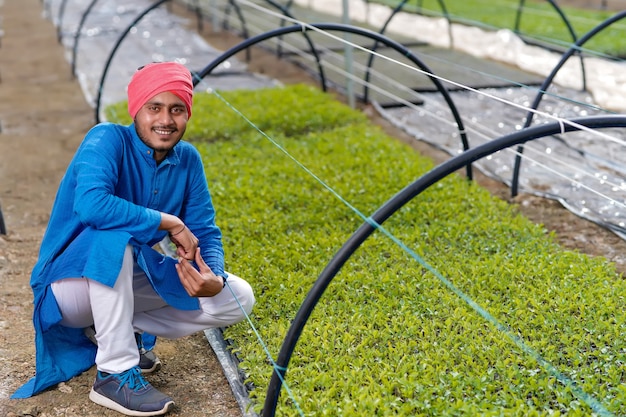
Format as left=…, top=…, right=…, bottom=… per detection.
left=175, top=248, right=224, bottom=297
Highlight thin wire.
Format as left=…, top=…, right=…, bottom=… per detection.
left=229, top=0, right=625, bottom=145
left=223, top=279, right=306, bottom=416
left=190, top=3, right=622, bottom=413
left=61, top=1, right=622, bottom=413
left=210, top=88, right=613, bottom=416
left=184, top=0, right=626, bottom=230
left=233, top=9, right=626, bottom=208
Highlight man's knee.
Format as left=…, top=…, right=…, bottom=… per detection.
left=221, top=276, right=255, bottom=323
left=234, top=279, right=255, bottom=316
left=51, top=278, right=93, bottom=328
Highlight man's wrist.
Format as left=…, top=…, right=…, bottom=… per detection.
left=169, top=224, right=186, bottom=237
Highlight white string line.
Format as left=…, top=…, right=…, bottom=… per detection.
left=196, top=0, right=626, bottom=209
left=227, top=0, right=625, bottom=145
left=216, top=2, right=626, bottom=203
left=210, top=0, right=626, bottom=216
left=401, top=92, right=626, bottom=198
left=256, top=33, right=464, bottom=129
left=194, top=1, right=626, bottom=214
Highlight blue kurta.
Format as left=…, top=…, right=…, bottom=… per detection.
left=12, top=122, right=226, bottom=398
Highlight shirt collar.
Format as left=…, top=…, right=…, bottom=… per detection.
left=130, top=123, right=181, bottom=166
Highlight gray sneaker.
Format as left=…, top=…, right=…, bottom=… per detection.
left=84, top=327, right=162, bottom=374
left=89, top=366, right=174, bottom=416
left=136, top=333, right=162, bottom=374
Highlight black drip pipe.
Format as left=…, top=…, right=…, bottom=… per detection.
left=223, top=0, right=251, bottom=62
left=0, top=205, right=6, bottom=235
left=262, top=114, right=626, bottom=416
left=71, top=0, right=100, bottom=78
left=361, top=0, right=470, bottom=180
left=94, top=0, right=170, bottom=123
left=56, top=0, right=69, bottom=43
left=193, top=24, right=466, bottom=170
left=223, top=1, right=249, bottom=40
left=191, top=0, right=204, bottom=33
left=514, top=0, right=586, bottom=91
left=263, top=0, right=297, bottom=58
left=510, top=11, right=626, bottom=197
left=364, top=0, right=452, bottom=81
left=257, top=0, right=327, bottom=91
left=416, top=0, right=453, bottom=48
left=363, top=0, right=410, bottom=105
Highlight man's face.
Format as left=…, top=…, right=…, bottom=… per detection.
left=134, top=91, right=189, bottom=162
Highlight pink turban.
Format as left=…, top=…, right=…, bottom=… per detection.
left=127, top=62, right=193, bottom=119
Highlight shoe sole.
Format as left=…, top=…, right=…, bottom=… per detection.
left=89, top=388, right=174, bottom=416
left=140, top=358, right=162, bottom=374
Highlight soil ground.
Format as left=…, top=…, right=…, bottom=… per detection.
left=2, top=1, right=626, bottom=417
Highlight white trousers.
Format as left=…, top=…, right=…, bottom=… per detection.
left=51, top=245, right=255, bottom=374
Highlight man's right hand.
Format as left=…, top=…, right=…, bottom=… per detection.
left=168, top=225, right=198, bottom=260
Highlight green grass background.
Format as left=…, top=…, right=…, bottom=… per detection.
left=106, top=83, right=626, bottom=416
left=371, top=0, right=626, bottom=57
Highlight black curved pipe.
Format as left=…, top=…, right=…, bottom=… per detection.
left=363, top=0, right=453, bottom=57
left=190, top=0, right=204, bottom=33
left=514, top=0, right=586, bottom=91
left=263, top=0, right=301, bottom=58
left=94, top=0, right=170, bottom=123
left=419, top=0, right=453, bottom=48
left=56, top=0, right=69, bottom=43
left=223, top=0, right=251, bottom=62
left=0, top=205, right=6, bottom=235
left=193, top=24, right=470, bottom=178
left=510, top=11, right=626, bottom=197
left=255, top=0, right=328, bottom=91
left=363, top=0, right=443, bottom=104
left=262, top=114, right=626, bottom=416
left=361, top=0, right=471, bottom=174
left=223, top=0, right=250, bottom=41
left=71, top=0, right=99, bottom=78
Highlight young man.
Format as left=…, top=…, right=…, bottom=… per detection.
left=12, top=62, right=255, bottom=416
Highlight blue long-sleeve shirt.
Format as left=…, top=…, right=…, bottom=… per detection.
left=12, top=122, right=226, bottom=398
